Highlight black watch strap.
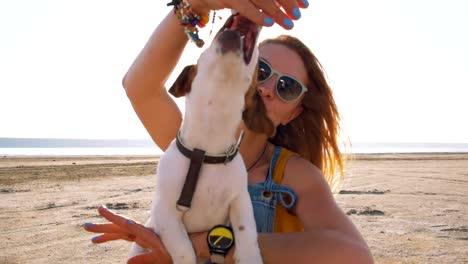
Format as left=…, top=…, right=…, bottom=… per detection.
left=210, top=253, right=227, bottom=264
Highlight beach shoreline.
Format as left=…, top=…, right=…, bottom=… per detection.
left=1, top=153, right=467, bottom=263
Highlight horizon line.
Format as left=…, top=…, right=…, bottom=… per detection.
left=1, top=137, right=468, bottom=145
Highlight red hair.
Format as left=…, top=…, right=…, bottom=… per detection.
left=260, top=35, right=345, bottom=191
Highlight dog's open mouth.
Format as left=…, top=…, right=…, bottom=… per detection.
left=218, top=14, right=260, bottom=64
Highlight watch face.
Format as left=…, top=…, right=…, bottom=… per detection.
left=208, top=226, right=234, bottom=249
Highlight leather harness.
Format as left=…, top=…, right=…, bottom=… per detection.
left=175, top=130, right=244, bottom=211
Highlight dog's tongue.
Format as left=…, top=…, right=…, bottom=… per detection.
left=228, top=15, right=250, bottom=34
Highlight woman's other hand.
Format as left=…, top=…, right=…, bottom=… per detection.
left=83, top=206, right=172, bottom=264
left=189, top=0, right=309, bottom=29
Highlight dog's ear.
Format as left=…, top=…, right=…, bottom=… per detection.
left=168, top=65, right=197, bottom=98
left=243, top=64, right=275, bottom=136
left=243, top=95, right=275, bottom=137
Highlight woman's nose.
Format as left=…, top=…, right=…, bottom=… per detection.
left=257, top=76, right=276, bottom=99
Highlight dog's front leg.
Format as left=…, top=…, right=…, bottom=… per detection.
left=153, top=205, right=196, bottom=264
left=229, top=192, right=263, bottom=264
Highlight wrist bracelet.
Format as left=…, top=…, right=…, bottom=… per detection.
left=167, top=0, right=210, bottom=48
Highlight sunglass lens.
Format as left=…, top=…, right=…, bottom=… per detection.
left=277, top=76, right=303, bottom=102
left=257, top=60, right=271, bottom=82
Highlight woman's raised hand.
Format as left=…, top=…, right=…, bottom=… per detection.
left=189, top=0, right=309, bottom=29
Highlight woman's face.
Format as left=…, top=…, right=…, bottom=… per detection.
left=257, top=43, right=309, bottom=127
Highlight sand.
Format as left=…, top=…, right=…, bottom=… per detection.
left=1, top=153, right=467, bottom=263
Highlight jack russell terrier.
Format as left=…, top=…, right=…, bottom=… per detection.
left=129, top=14, right=274, bottom=264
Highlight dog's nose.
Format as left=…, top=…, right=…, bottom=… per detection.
left=217, top=30, right=241, bottom=54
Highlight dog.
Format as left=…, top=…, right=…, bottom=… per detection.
left=129, top=14, right=274, bottom=264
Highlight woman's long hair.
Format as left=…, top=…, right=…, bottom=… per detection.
left=260, top=35, right=345, bottom=193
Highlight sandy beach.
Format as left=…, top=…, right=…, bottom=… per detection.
left=1, top=153, right=467, bottom=263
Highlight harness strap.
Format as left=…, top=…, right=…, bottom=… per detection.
left=176, top=148, right=205, bottom=210
left=175, top=130, right=244, bottom=210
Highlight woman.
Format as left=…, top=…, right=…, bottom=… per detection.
left=84, top=0, right=373, bottom=263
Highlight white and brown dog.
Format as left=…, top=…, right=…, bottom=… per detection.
left=129, top=14, right=273, bottom=263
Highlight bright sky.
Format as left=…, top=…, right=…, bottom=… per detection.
left=1, top=0, right=467, bottom=144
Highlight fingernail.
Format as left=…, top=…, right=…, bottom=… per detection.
left=302, top=0, right=309, bottom=7
left=127, top=219, right=135, bottom=225
left=100, top=205, right=108, bottom=211
left=84, top=222, right=94, bottom=228
left=283, top=18, right=294, bottom=29
left=92, top=236, right=100, bottom=242
left=264, top=17, right=274, bottom=27
left=292, top=8, right=301, bottom=19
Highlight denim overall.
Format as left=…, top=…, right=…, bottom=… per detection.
left=247, top=146, right=298, bottom=233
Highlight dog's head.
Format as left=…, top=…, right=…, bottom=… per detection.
left=169, top=14, right=275, bottom=137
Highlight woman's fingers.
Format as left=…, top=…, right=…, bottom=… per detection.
left=231, top=0, right=309, bottom=29
left=251, top=0, right=295, bottom=29
left=91, top=233, right=135, bottom=243
left=97, top=207, right=168, bottom=251
left=275, top=0, right=306, bottom=20
left=296, top=0, right=310, bottom=9
left=83, top=206, right=171, bottom=262
left=225, top=0, right=272, bottom=27
left=83, top=207, right=141, bottom=243
left=192, top=0, right=309, bottom=29
left=124, top=221, right=167, bottom=252
left=97, top=206, right=138, bottom=227
left=96, top=207, right=156, bottom=246
left=84, top=222, right=127, bottom=234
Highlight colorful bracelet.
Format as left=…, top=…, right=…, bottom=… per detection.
left=167, top=0, right=210, bottom=48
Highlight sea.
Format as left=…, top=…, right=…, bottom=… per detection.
left=1, top=138, right=468, bottom=156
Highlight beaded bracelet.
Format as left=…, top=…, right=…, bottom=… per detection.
left=167, top=0, right=210, bottom=48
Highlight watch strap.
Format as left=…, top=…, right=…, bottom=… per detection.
left=210, top=253, right=226, bottom=264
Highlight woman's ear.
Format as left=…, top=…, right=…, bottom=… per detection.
left=168, top=65, right=197, bottom=97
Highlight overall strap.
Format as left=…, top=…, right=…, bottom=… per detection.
left=264, top=146, right=282, bottom=192
left=270, top=147, right=299, bottom=209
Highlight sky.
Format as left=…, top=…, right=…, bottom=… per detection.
left=1, top=0, right=467, bottom=144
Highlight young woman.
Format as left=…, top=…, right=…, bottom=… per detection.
left=84, top=1, right=373, bottom=263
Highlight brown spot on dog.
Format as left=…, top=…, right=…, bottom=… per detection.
left=243, top=64, right=275, bottom=136
left=239, top=225, right=245, bottom=231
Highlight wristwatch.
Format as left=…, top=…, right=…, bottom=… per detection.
left=207, top=225, right=235, bottom=264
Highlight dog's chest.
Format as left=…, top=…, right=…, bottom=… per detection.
left=155, top=143, right=248, bottom=232
left=182, top=164, right=246, bottom=232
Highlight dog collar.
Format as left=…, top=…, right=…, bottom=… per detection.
left=175, top=130, right=244, bottom=211
left=175, top=130, right=243, bottom=164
